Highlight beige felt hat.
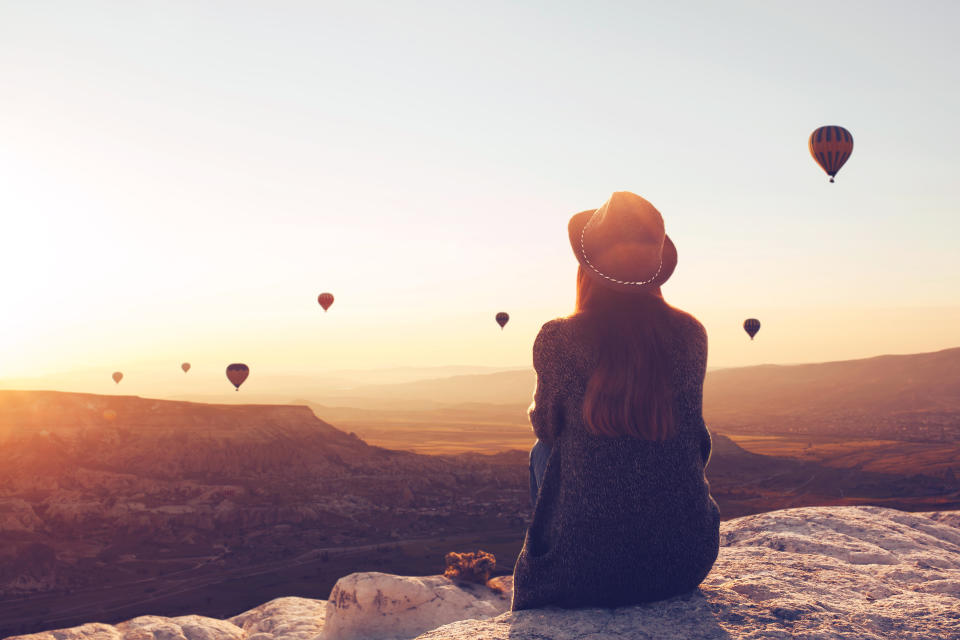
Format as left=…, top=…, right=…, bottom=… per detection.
left=568, top=191, right=677, bottom=293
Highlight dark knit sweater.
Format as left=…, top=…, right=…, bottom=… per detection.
left=511, top=312, right=720, bottom=610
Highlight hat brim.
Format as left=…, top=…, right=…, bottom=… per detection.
left=568, top=209, right=677, bottom=293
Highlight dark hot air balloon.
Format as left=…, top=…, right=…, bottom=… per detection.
left=181, top=362, right=191, bottom=373
left=112, top=371, right=123, bottom=384
left=495, top=312, right=509, bottom=329
left=226, top=363, right=249, bottom=390
left=809, top=126, right=853, bottom=183
left=318, top=293, right=334, bottom=311
left=743, top=318, right=761, bottom=340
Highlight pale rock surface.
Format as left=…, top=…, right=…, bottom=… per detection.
left=8, top=507, right=960, bottom=640
left=10, top=615, right=244, bottom=640
left=318, top=572, right=511, bottom=640
left=228, top=597, right=326, bottom=640
left=414, top=506, right=960, bottom=640
left=116, top=615, right=245, bottom=640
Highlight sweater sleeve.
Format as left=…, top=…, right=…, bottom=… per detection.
left=681, top=316, right=712, bottom=468
left=686, top=318, right=712, bottom=468
left=527, top=321, right=567, bottom=446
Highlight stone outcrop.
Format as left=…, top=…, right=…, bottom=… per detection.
left=8, top=506, right=960, bottom=640
left=229, top=597, right=328, bottom=640
left=11, top=615, right=246, bottom=640
left=319, top=572, right=511, bottom=640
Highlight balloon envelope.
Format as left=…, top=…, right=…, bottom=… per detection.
left=809, top=126, right=853, bottom=182
left=181, top=362, right=191, bottom=373
left=743, top=318, right=761, bottom=340
left=226, top=363, right=249, bottom=390
left=318, top=293, right=334, bottom=311
left=112, top=371, right=123, bottom=384
left=495, top=312, right=509, bottom=329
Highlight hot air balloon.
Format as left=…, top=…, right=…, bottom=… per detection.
left=743, top=318, right=761, bottom=340
left=112, top=371, right=123, bottom=384
left=181, top=362, right=191, bottom=373
left=495, top=312, right=509, bottom=329
left=809, top=126, right=853, bottom=183
left=226, top=363, right=249, bottom=390
left=103, top=409, right=117, bottom=421
left=318, top=293, right=334, bottom=311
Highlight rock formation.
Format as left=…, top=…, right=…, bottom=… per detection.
left=230, top=598, right=327, bottom=640
left=319, top=572, right=510, bottom=640
left=8, top=505, right=959, bottom=640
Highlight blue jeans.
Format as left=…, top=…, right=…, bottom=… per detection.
left=529, top=439, right=552, bottom=507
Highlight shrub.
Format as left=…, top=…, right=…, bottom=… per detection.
left=443, top=549, right=496, bottom=584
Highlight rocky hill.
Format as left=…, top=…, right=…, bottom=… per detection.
left=9, top=506, right=960, bottom=640
left=0, top=390, right=380, bottom=477
left=703, top=346, right=960, bottom=439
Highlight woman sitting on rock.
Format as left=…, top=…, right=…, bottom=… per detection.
left=512, top=191, right=721, bottom=610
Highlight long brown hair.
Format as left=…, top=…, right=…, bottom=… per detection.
left=573, top=265, right=677, bottom=441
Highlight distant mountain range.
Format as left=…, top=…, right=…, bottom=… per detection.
left=703, top=346, right=960, bottom=438
left=295, top=346, right=960, bottom=441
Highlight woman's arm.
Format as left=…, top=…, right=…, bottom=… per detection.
left=687, top=317, right=712, bottom=467
left=527, top=321, right=567, bottom=446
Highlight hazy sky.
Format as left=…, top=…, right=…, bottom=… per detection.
left=1, top=1, right=958, bottom=390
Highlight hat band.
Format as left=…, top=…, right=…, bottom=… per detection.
left=580, top=219, right=663, bottom=286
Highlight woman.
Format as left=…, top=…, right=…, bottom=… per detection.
left=512, top=191, right=720, bottom=610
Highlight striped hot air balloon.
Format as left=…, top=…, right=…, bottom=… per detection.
left=495, top=312, right=509, bottom=329
left=743, top=318, right=761, bottom=340
left=809, top=126, right=853, bottom=183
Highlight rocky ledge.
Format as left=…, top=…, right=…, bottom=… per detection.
left=10, top=506, right=960, bottom=640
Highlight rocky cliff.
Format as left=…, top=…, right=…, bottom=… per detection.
left=0, top=390, right=529, bottom=617
left=9, top=505, right=960, bottom=640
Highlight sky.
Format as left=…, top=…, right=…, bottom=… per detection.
left=1, top=1, right=958, bottom=393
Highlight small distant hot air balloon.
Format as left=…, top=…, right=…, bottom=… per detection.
left=226, top=363, right=249, bottom=391
left=743, top=318, right=761, bottom=340
left=181, top=362, right=191, bottom=373
left=495, top=312, right=510, bottom=329
left=112, top=371, right=123, bottom=384
left=103, top=409, right=117, bottom=421
left=809, top=126, right=853, bottom=183
left=318, top=293, right=334, bottom=311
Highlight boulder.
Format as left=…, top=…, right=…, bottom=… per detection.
left=228, top=597, right=326, bottom=640
left=116, top=615, right=245, bottom=640
left=10, top=616, right=244, bottom=640
left=318, top=571, right=511, bottom=640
